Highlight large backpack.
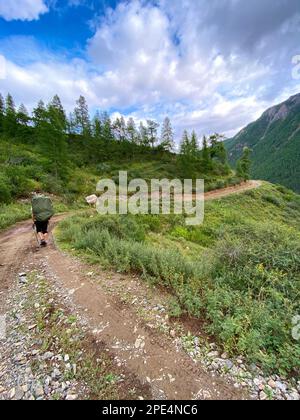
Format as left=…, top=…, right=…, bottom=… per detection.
left=32, top=195, right=54, bottom=222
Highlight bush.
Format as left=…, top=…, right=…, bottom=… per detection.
left=82, top=215, right=146, bottom=242
left=0, top=175, right=12, bottom=203
left=262, top=194, right=283, bottom=207
left=0, top=202, right=31, bottom=230
left=205, top=222, right=300, bottom=374
left=3, top=166, right=36, bottom=198
left=58, top=214, right=207, bottom=317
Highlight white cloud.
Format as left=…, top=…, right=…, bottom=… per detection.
left=0, top=0, right=48, bottom=21
left=0, top=54, right=6, bottom=80
left=0, top=0, right=299, bottom=141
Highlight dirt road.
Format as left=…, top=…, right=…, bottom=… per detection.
left=0, top=181, right=261, bottom=400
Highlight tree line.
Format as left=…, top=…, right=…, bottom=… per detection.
left=0, top=92, right=250, bottom=181
left=0, top=93, right=175, bottom=149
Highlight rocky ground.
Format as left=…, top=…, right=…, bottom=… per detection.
left=0, top=216, right=299, bottom=401
left=0, top=271, right=148, bottom=400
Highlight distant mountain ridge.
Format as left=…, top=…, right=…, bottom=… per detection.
left=225, top=93, right=300, bottom=192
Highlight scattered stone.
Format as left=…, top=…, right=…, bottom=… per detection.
left=290, top=392, right=300, bottom=401
left=253, top=378, right=261, bottom=388
left=33, top=383, right=44, bottom=398
left=268, top=380, right=276, bottom=389
left=170, top=330, right=176, bottom=338
left=72, top=364, right=77, bottom=375
left=259, top=391, right=268, bottom=401
left=22, top=384, right=29, bottom=393
left=9, top=388, right=16, bottom=399
left=275, top=381, right=287, bottom=393
left=135, top=338, right=142, bottom=349
left=207, top=351, right=219, bottom=358
left=14, top=387, right=24, bottom=400
left=42, top=352, right=54, bottom=360
left=66, top=394, right=78, bottom=401
left=52, top=368, right=61, bottom=379
left=224, top=360, right=234, bottom=370
left=28, top=324, right=37, bottom=331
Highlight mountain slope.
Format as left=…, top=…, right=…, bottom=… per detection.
left=225, top=93, right=300, bottom=192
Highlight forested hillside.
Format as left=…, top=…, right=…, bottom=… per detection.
left=225, top=93, right=300, bottom=192
left=0, top=92, right=242, bottom=206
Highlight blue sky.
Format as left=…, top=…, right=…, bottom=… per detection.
left=0, top=0, right=300, bottom=140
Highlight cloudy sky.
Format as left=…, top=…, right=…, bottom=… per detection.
left=0, top=0, right=300, bottom=139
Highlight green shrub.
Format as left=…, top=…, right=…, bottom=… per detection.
left=58, top=214, right=206, bottom=316
left=262, top=194, right=283, bottom=207
left=0, top=202, right=31, bottom=230
left=3, top=166, right=34, bottom=198
left=205, top=222, right=300, bottom=374
left=0, top=175, right=12, bottom=203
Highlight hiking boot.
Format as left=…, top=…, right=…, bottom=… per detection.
left=40, top=240, right=47, bottom=247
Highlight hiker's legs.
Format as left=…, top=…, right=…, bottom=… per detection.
left=38, top=232, right=44, bottom=241
left=38, top=232, right=48, bottom=241
left=35, top=221, right=49, bottom=245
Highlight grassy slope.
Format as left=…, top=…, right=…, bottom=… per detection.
left=57, top=182, right=300, bottom=376
left=0, top=135, right=242, bottom=230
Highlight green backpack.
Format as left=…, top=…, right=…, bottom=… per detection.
left=32, top=195, right=54, bottom=222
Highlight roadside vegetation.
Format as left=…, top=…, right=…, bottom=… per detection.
left=57, top=183, right=300, bottom=377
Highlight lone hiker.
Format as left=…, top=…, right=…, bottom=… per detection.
left=31, top=191, right=54, bottom=247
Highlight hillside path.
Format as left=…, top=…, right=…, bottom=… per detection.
left=0, top=181, right=261, bottom=400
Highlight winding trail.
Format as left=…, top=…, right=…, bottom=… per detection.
left=0, top=181, right=261, bottom=400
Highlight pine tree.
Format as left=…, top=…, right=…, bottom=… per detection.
left=33, top=100, right=49, bottom=147
left=202, top=135, right=211, bottom=168
left=139, top=122, right=150, bottom=147
left=0, top=93, right=4, bottom=133
left=160, top=117, right=174, bottom=151
left=33, top=98, right=67, bottom=179
left=101, top=112, right=114, bottom=142
left=45, top=99, right=68, bottom=179
left=147, top=120, right=159, bottom=148
left=67, top=112, right=76, bottom=135
left=236, top=147, right=251, bottom=181
left=179, top=130, right=196, bottom=177
left=120, top=116, right=127, bottom=141
left=179, top=130, right=190, bottom=155
left=216, top=141, right=228, bottom=165
left=4, top=93, right=17, bottom=136
left=113, top=117, right=127, bottom=141
left=92, top=111, right=102, bottom=139
left=126, top=118, right=137, bottom=143
left=33, top=100, right=47, bottom=128
left=5, top=93, right=15, bottom=113
left=50, top=95, right=67, bottom=131
left=209, top=133, right=225, bottom=159
left=17, top=104, right=30, bottom=126
left=190, top=130, right=199, bottom=156
left=74, top=95, right=91, bottom=136
left=16, top=104, right=31, bottom=140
